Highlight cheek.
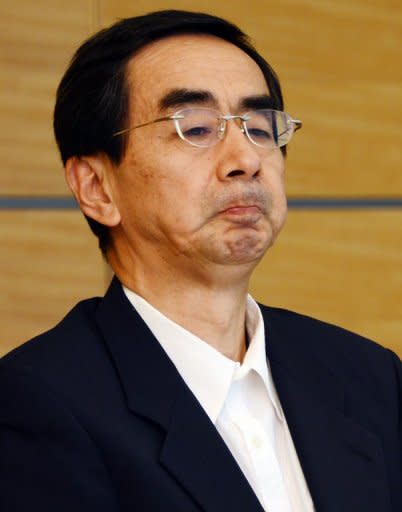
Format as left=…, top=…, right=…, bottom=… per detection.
left=263, top=158, right=287, bottom=230
left=262, top=151, right=285, bottom=190
left=120, top=151, right=206, bottom=229
left=273, top=189, right=288, bottom=237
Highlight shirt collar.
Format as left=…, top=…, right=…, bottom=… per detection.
left=240, top=295, right=284, bottom=422
left=123, top=286, right=284, bottom=424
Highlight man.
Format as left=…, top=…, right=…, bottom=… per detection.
left=0, top=10, right=400, bottom=512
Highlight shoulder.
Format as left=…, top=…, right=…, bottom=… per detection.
left=2, top=297, right=101, bottom=362
left=0, top=296, right=119, bottom=509
left=260, top=303, right=394, bottom=356
left=260, top=304, right=401, bottom=397
left=0, top=292, right=128, bottom=435
left=0, top=296, right=107, bottom=393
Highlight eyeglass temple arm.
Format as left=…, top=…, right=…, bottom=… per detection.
left=112, top=115, right=175, bottom=137
left=276, top=118, right=303, bottom=140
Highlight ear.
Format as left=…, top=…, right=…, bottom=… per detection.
left=65, top=155, right=121, bottom=227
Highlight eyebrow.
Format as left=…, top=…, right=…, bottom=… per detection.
left=158, top=88, right=217, bottom=111
left=158, top=88, right=278, bottom=113
left=239, top=94, right=278, bottom=110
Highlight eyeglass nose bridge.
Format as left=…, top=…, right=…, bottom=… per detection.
left=217, top=114, right=250, bottom=141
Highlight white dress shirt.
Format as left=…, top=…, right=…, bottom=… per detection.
left=123, top=286, right=315, bottom=512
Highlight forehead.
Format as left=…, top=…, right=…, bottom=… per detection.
left=126, top=34, right=269, bottom=113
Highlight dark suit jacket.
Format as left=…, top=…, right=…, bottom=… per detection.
left=0, top=277, right=401, bottom=511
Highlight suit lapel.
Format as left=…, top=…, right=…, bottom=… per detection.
left=160, top=383, right=264, bottom=511
left=263, top=306, right=392, bottom=512
left=95, top=278, right=263, bottom=511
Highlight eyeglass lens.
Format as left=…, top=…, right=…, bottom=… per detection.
left=174, top=108, right=294, bottom=148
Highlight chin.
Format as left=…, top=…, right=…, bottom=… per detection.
left=218, top=233, right=271, bottom=265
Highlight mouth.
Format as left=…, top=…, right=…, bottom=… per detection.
left=220, top=205, right=261, bottom=215
left=213, top=189, right=270, bottom=225
left=218, top=204, right=264, bottom=225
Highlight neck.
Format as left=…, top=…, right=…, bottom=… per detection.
left=109, top=247, right=253, bottom=362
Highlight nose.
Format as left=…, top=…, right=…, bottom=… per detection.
left=215, top=117, right=262, bottom=181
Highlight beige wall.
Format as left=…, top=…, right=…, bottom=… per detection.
left=1, top=0, right=401, bottom=356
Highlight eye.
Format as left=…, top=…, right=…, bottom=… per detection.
left=183, top=126, right=212, bottom=138
left=247, top=127, right=273, bottom=140
left=245, top=112, right=276, bottom=143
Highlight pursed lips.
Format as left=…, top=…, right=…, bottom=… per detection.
left=218, top=196, right=268, bottom=215
left=212, top=189, right=271, bottom=222
left=220, top=204, right=262, bottom=214
left=217, top=202, right=267, bottom=225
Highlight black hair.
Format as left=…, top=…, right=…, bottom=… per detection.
left=53, top=10, right=284, bottom=255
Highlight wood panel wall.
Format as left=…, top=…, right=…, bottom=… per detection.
left=1, top=0, right=401, bottom=356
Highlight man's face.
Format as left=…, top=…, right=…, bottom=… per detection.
left=108, top=34, right=287, bottom=276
